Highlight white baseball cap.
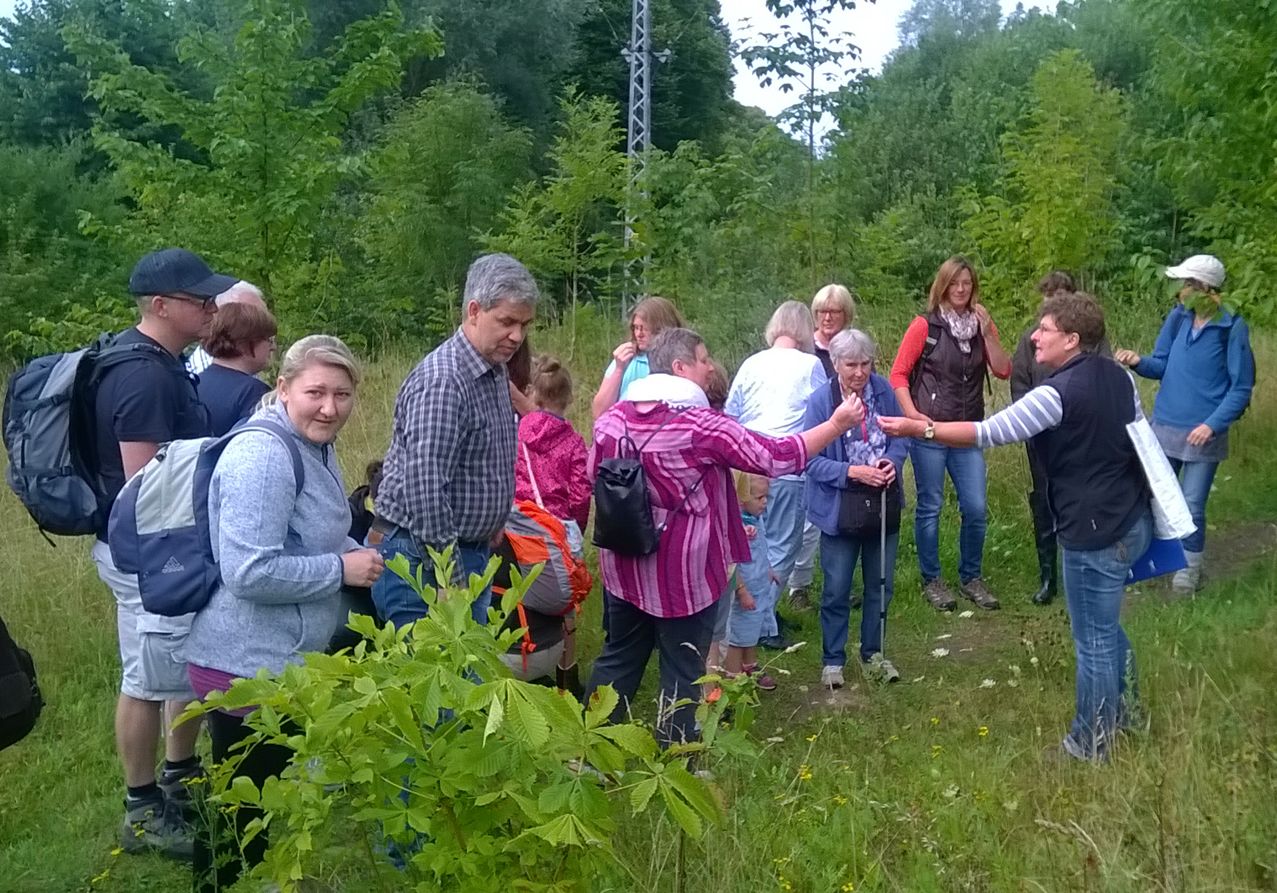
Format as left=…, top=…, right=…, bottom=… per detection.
left=1164, top=254, right=1225, bottom=289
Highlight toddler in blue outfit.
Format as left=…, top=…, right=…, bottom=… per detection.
left=725, top=473, right=780, bottom=691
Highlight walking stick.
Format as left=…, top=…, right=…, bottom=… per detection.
left=879, top=487, right=888, bottom=664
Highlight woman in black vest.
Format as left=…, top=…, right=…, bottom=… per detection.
left=882, top=292, right=1153, bottom=762
left=888, top=257, right=1012, bottom=612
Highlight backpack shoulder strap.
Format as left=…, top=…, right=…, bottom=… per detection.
left=231, top=420, right=306, bottom=497
left=909, top=316, right=944, bottom=390
left=635, top=407, right=682, bottom=452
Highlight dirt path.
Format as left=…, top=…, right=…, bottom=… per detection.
left=790, top=519, right=1277, bottom=718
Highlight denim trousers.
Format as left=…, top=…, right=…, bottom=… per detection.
left=1060, top=510, right=1153, bottom=760
left=910, top=440, right=987, bottom=582
left=584, top=592, right=716, bottom=747
left=764, top=476, right=808, bottom=592
left=1168, top=458, right=1219, bottom=553
left=818, top=531, right=899, bottom=666
left=369, top=526, right=492, bottom=628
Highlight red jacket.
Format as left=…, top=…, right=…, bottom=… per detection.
left=515, top=410, right=591, bottom=532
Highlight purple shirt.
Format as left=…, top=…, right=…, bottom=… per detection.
left=589, top=402, right=807, bottom=618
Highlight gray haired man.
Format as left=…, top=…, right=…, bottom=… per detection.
left=371, top=253, right=539, bottom=627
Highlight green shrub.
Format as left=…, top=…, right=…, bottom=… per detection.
left=189, top=550, right=726, bottom=892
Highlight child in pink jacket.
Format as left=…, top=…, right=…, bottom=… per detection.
left=515, top=355, right=590, bottom=556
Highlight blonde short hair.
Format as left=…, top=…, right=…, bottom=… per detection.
left=764, top=300, right=816, bottom=352
left=811, top=283, right=857, bottom=324
left=261, top=335, right=360, bottom=409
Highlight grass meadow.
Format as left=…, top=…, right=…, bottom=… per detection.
left=1, top=307, right=1275, bottom=892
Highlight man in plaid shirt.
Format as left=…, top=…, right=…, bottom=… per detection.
left=372, top=254, right=539, bottom=627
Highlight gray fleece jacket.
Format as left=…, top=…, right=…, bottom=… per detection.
left=184, top=402, right=357, bottom=678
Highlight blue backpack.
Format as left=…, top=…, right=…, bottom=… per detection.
left=2, top=334, right=168, bottom=538
left=107, top=420, right=305, bottom=617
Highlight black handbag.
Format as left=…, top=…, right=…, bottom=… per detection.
left=837, top=480, right=902, bottom=538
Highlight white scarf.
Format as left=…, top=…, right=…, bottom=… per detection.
left=624, top=373, right=710, bottom=409
left=940, top=307, right=980, bottom=354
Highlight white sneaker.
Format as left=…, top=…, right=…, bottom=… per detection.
left=821, top=665, right=844, bottom=689
left=1172, top=550, right=1204, bottom=594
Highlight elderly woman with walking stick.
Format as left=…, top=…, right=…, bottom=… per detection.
left=803, top=329, right=908, bottom=689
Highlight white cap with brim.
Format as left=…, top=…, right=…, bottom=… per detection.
left=1164, top=254, right=1225, bottom=289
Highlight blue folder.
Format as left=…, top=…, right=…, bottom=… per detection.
left=1127, top=537, right=1187, bottom=584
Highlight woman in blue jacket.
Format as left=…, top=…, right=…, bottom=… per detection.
left=804, top=329, right=909, bottom=690
left=1115, top=254, right=1255, bottom=593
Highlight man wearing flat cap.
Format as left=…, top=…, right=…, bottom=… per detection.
left=91, top=247, right=235, bottom=859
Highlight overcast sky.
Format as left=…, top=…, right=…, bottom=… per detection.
left=0, top=0, right=1055, bottom=120
left=724, top=0, right=1056, bottom=117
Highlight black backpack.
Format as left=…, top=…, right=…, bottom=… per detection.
left=0, top=614, right=43, bottom=751
left=592, top=413, right=704, bottom=557
left=3, top=333, right=166, bottom=538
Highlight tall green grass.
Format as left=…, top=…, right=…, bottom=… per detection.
left=0, top=311, right=1273, bottom=891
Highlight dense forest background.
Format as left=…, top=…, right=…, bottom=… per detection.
left=0, top=0, right=1272, bottom=363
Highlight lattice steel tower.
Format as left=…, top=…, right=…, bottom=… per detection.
left=621, top=0, right=664, bottom=314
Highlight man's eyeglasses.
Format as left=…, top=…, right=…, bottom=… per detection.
left=163, top=293, right=215, bottom=307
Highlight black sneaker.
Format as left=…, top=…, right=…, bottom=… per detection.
left=757, top=634, right=791, bottom=651
left=120, top=794, right=194, bottom=861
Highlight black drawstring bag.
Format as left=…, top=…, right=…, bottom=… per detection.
left=593, top=414, right=703, bottom=556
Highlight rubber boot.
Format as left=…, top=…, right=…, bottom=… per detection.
left=1028, top=490, right=1058, bottom=605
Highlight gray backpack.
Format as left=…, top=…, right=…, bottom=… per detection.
left=3, top=334, right=167, bottom=538
left=107, top=420, right=305, bottom=616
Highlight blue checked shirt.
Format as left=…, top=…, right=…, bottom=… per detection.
left=376, top=329, right=517, bottom=547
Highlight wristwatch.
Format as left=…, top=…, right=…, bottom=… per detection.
left=923, top=422, right=936, bottom=440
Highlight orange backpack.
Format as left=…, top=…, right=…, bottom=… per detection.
left=493, top=500, right=592, bottom=670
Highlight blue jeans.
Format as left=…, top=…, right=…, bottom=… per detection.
left=369, top=526, right=492, bottom=628
left=764, top=476, right=807, bottom=592
left=818, top=530, right=899, bottom=666
left=911, top=440, right=987, bottom=582
left=1168, top=458, right=1218, bottom=553
left=1060, top=510, right=1153, bottom=760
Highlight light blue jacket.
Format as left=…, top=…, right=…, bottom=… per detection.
left=184, top=403, right=357, bottom=678
left=803, top=373, right=908, bottom=538
left=1133, top=303, right=1254, bottom=435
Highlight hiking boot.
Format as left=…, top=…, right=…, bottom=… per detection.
left=820, top=665, right=844, bottom=690
left=120, top=794, right=193, bottom=861
left=1171, top=550, right=1204, bottom=595
left=922, top=579, right=957, bottom=612
left=959, top=577, right=1001, bottom=611
left=865, top=653, right=900, bottom=684
left=788, top=587, right=812, bottom=611
left=158, top=762, right=205, bottom=821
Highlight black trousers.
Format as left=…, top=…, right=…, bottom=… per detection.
left=193, top=709, right=294, bottom=893
left=584, top=592, right=716, bottom=747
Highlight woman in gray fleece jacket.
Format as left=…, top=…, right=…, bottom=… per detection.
left=185, top=335, right=384, bottom=892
